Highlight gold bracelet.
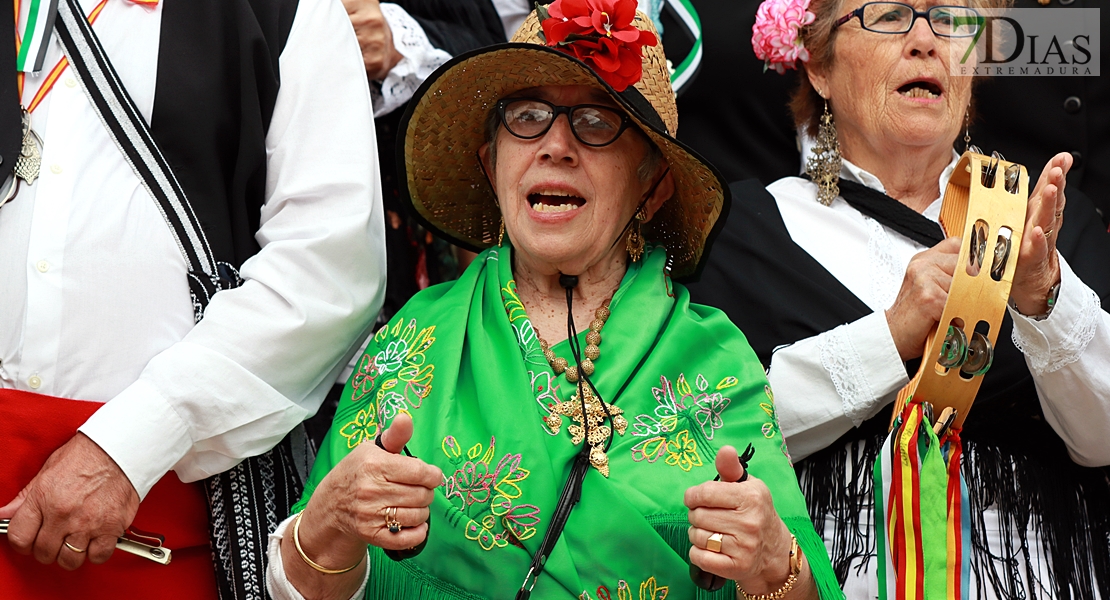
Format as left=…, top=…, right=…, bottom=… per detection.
left=736, top=535, right=800, bottom=600
left=292, top=512, right=364, bottom=575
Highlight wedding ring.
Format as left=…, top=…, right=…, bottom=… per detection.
left=1044, top=227, right=1054, bottom=239
left=1055, top=211, right=1063, bottom=220
left=63, top=541, right=86, bottom=554
left=384, top=507, right=401, bottom=534
left=706, top=532, right=723, bottom=553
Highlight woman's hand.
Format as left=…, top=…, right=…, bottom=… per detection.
left=280, top=413, right=442, bottom=599
left=885, top=237, right=962, bottom=361
left=685, top=447, right=817, bottom=599
left=1010, top=152, right=1071, bottom=316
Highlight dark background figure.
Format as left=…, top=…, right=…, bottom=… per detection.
left=676, top=0, right=801, bottom=186
left=970, top=0, right=1110, bottom=227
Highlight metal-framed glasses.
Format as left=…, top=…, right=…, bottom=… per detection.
left=835, top=2, right=983, bottom=38
left=496, top=98, right=633, bottom=147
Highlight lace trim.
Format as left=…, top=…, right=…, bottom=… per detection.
left=865, top=217, right=901, bottom=309
left=372, top=4, right=452, bottom=117
left=818, top=326, right=874, bottom=427
left=1012, top=284, right=1102, bottom=375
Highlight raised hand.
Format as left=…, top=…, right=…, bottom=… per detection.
left=885, top=236, right=963, bottom=360
left=684, top=446, right=817, bottom=599
left=1010, top=152, right=1071, bottom=316
left=281, top=413, right=442, bottom=598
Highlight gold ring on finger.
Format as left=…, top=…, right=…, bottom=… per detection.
left=1055, top=211, right=1063, bottom=220
left=63, top=541, right=86, bottom=553
left=706, top=532, right=723, bottom=553
left=1044, top=227, right=1054, bottom=239
left=384, top=506, right=402, bottom=534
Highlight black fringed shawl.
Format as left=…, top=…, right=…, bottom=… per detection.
left=688, top=179, right=1110, bottom=599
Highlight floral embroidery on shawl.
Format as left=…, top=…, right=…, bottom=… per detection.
left=441, top=435, right=543, bottom=551
left=628, top=373, right=738, bottom=471
left=501, top=279, right=572, bottom=434
left=581, top=576, right=669, bottom=600
left=760, top=384, right=791, bottom=462
left=339, top=318, right=437, bottom=449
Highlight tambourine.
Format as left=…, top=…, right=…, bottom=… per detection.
left=889, top=151, right=1028, bottom=431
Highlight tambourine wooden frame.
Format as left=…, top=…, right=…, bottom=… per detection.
left=890, top=152, right=1028, bottom=430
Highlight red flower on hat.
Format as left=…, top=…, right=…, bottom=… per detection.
left=539, top=0, right=658, bottom=92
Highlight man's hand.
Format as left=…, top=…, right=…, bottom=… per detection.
left=0, top=433, right=140, bottom=571
left=343, top=0, right=404, bottom=80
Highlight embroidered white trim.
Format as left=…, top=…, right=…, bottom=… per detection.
left=1012, top=285, right=1102, bottom=375
left=818, top=325, right=874, bottom=427
left=373, top=4, right=451, bottom=117
left=866, top=217, right=901, bottom=310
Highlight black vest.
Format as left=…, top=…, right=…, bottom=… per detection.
left=147, top=0, right=299, bottom=269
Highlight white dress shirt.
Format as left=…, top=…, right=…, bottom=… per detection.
left=0, top=0, right=387, bottom=498
left=765, top=153, right=1110, bottom=599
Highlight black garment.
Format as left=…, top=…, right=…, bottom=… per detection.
left=675, top=0, right=799, bottom=186
left=971, top=0, right=1110, bottom=227
left=0, top=0, right=20, bottom=185
left=378, top=0, right=505, bottom=318
left=688, top=179, right=1110, bottom=598
left=150, top=0, right=298, bottom=270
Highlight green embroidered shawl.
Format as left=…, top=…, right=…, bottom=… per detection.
left=294, top=245, right=842, bottom=600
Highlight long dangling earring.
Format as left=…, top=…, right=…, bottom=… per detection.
left=625, top=208, right=646, bottom=262
left=963, top=110, right=981, bottom=155
left=964, top=111, right=972, bottom=152
left=498, top=217, right=505, bottom=246
left=806, top=99, right=842, bottom=207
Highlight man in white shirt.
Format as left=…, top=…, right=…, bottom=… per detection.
left=0, top=0, right=385, bottom=597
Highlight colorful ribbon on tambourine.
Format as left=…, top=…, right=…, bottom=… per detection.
left=875, top=399, right=972, bottom=600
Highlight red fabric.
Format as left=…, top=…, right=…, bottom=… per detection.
left=0, top=389, right=217, bottom=599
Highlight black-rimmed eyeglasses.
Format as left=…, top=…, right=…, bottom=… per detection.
left=835, top=2, right=983, bottom=38
left=496, top=98, right=633, bottom=147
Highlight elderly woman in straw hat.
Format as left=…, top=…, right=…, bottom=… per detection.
left=689, top=0, right=1110, bottom=598
left=263, top=2, right=844, bottom=600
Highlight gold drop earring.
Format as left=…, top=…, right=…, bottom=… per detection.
left=806, top=97, right=842, bottom=207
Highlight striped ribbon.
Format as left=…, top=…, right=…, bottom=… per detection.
left=876, top=400, right=971, bottom=600
left=942, top=430, right=972, bottom=600
left=15, top=0, right=154, bottom=112
left=14, top=0, right=58, bottom=73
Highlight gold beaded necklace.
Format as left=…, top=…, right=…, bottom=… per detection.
left=536, top=298, right=628, bottom=477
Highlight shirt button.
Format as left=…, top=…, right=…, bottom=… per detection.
left=1064, top=96, right=1082, bottom=114
left=50, top=164, right=62, bottom=174
left=36, top=260, right=50, bottom=272
left=28, top=375, right=42, bottom=389
left=65, top=77, right=77, bottom=88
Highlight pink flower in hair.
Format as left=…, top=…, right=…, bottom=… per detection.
left=751, top=0, right=815, bottom=74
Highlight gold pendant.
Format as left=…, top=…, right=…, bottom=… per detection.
left=13, top=110, right=42, bottom=186
left=543, top=385, right=628, bottom=477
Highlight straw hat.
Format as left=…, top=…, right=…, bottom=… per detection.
left=397, top=7, right=729, bottom=281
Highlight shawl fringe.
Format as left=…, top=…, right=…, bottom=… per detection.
left=796, top=431, right=1110, bottom=599
left=365, top=548, right=487, bottom=600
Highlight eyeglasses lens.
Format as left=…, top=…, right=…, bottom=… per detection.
left=503, top=100, right=625, bottom=146
left=503, top=101, right=555, bottom=138
left=862, top=3, right=980, bottom=37
left=570, top=107, right=624, bottom=145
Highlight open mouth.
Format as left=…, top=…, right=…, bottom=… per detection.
left=898, top=80, right=943, bottom=100
left=528, top=190, right=586, bottom=213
